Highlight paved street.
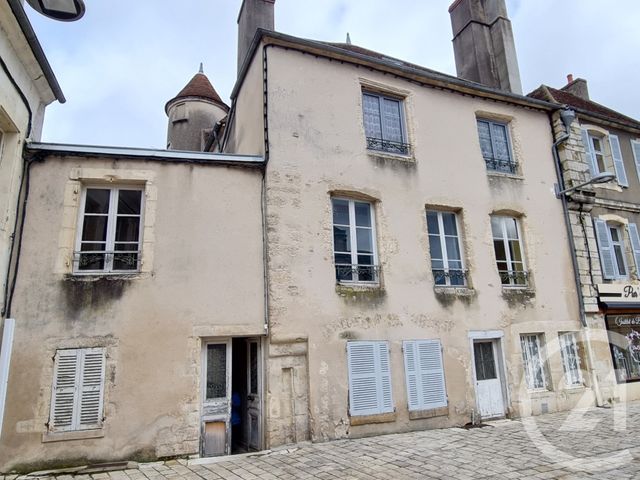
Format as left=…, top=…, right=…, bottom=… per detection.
left=5, top=402, right=640, bottom=479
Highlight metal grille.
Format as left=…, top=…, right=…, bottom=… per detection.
left=485, top=158, right=518, bottom=174
left=366, top=137, right=411, bottom=156
left=498, top=270, right=528, bottom=286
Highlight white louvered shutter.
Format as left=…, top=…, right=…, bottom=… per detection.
left=403, top=341, right=420, bottom=410
left=609, top=135, right=628, bottom=187
left=404, top=340, right=447, bottom=411
left=581, top=128, right=597, bottom=176
left=631, top=140, right=640, bottom=184
left=417, top=340, right=447, bottom=410
left=628, top=223, right=640, bottom=273
left=594, top=219, right=615, bottom=279
left=79, top=348, right=106, bottom=428
left=347, top=341, right=393, bottom=416
left=51, top=350, right=80, bottom=431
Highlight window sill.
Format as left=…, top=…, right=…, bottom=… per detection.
left=527, top=389, right=553, bottom=398
left=487, top=171, right=524, bottom=181
left=594, top=183, right=623, bottom=193
left=336, top=283, right=385, bottom=301
left=349, top=411, right=396, bottom=426
left=434, top=286, right=475, bottom=297
left=42, top=428, right=104, bottom=443
left=409, top=406, right=449, bottom=420
left=367, top=150, right=415, bottom=164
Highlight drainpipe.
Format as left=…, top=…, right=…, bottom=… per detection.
left=552, top=109, right=603, bottom=406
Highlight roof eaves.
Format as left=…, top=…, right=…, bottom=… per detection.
left=25, top=142, right=265, bottom=167
left=231, top=29, right=558, bottom=113
left=6, top=0, right=65, bottom=103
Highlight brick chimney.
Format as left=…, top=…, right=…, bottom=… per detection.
left=562, top=74, right=590, bottom=100
left=237, top=0, right=275, bottom=75
left=449, top=0, right=522, bottom=94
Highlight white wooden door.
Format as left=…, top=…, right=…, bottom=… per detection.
left=202, top=340, right=232, bottom=456
left=245, top=339, right=261, bottom=451
left=473, top=340, right=505, bottom=419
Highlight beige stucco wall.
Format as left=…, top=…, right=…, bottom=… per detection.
left=0, top=2, right=56, bottom=317
left=261, top=46, right=587, bottom=445
left=0, top=156, right=265, bottom=472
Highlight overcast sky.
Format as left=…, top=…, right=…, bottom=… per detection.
left=26, top=0, right=640, bottom=149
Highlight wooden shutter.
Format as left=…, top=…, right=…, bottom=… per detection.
left=594, top=219, right=615, bottom=279
left=79, top=348, right=106, bottom=428
left=581, top=128, right=597, bottom=176
left=403, top=340, right=447, bottom=411
left=628, top=223, right=640, bottom=273
left=609, top=135, right=628, bottom=187
left=50, top=348, right=105, bottom=431
left=51, top=350, right=80, bottom=431
left=347, top=341, right=393, bottom=416
left=631, top=140, right=640, bottom=184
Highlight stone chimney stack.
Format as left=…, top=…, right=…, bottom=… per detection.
left=449, top=0, right=522, bottom=94
left=237, top=0, right=275, bottom=75
left=562, top=75, right=590, bottom=100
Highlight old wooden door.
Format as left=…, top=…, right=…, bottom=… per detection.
left=473, top=340, right=505, bottom=419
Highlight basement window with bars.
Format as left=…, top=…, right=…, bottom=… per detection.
left=347, top=341, right=393, bottom=416
left=74, top=186, right=144, bottom=274
left=49, top=348, right=106, bottom=432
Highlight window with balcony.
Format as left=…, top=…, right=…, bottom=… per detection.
left=332, top=197, right=379, bottom=284
left=491, top=216, right=528, bottom=286
left=426, top=210, right=466, bottom=286
left=477, top=119, right=516, bottom=174
left=362, top=91, right=410, bottom=156
left=74, top=187, right=143, bottom=273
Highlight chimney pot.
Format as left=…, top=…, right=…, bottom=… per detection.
left=566, top=74, right=574, bottom=84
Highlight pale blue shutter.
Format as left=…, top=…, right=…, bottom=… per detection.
left=594, top=219, right=615, bottom=279
left=78, top=349, right=105, bottom=429
left=403, top=340, right=447, bottom=411
left=347, top=341, right=393, bottom=416
left=609, top=135, right=628, bottom=186
left=628, top=224, right=640, bottom=273
left=631, top=140, right=640, bottom=185
left=402, top=341, right=420, bottom=410
left=581, top=128, right=597, bottom=176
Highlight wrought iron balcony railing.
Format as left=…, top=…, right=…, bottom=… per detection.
left=366, top=137, right=411, bottom=156
left=484, top=157, right=518, bottom=175
left=433, top=269, right=468, bottom=286
left=498, top=270, right=528, bottom=286
left=73, top=251, right=141, bottom=272
left=335, top=264, right=381, bottom=283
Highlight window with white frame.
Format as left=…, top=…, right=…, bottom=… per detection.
left=491, top=216, right=527, bottom=286
left=559, top=332, right=582, bottom=387
left=332, top=198, right=379, bottom=283
left=403, top=339, right=447, bottom=411
left=594, top=219, right=635, bottom=280
left=631, top=139, right=640, bottom=184
left=49, top=348, right=106, bottom=432
left=477, top=119, right=516, bottom=174
left=347, top=341, right=393, bottom=416
left=75, top=187, right=144, bottom=273
left=426, top=210, right=466, bottom=286
left=520, top=334, right=548, bottom=390
left=581, top=128, right=628, bottom=187
left=362, top=91, right=409, bottom=155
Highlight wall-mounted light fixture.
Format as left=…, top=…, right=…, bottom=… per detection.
left=555, top=172, right=616, bottom=198
left=25, top=0, right=85, bottom=21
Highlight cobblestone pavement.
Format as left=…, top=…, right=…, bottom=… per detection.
left=5, top=402, right=640, bottom=479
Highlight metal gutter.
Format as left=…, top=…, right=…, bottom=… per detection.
left=26, top=142, right=264, bottom=166
left=231, top=29, right=558, bottom=113
left=6, top=0, right=66, bottom=103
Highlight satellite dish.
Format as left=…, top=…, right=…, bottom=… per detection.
left=25, top=0, right=86, bottom=22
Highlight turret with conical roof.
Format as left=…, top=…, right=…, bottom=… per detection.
left=165, top=64, right=229, bottom=151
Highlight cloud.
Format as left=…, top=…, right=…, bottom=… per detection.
left=26, top=0, right=640, bottom=149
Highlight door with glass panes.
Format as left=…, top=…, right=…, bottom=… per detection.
left=472, top=340, right=505, bottom=419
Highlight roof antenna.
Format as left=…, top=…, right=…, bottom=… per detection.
left=346, top=32, right=352, bottom=45
left=199, top=62, right=204, bottom=74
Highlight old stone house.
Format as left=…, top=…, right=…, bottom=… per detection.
left=0, top=0, right=635, bottom=473
left=529, top=78, right=640, bottom=405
